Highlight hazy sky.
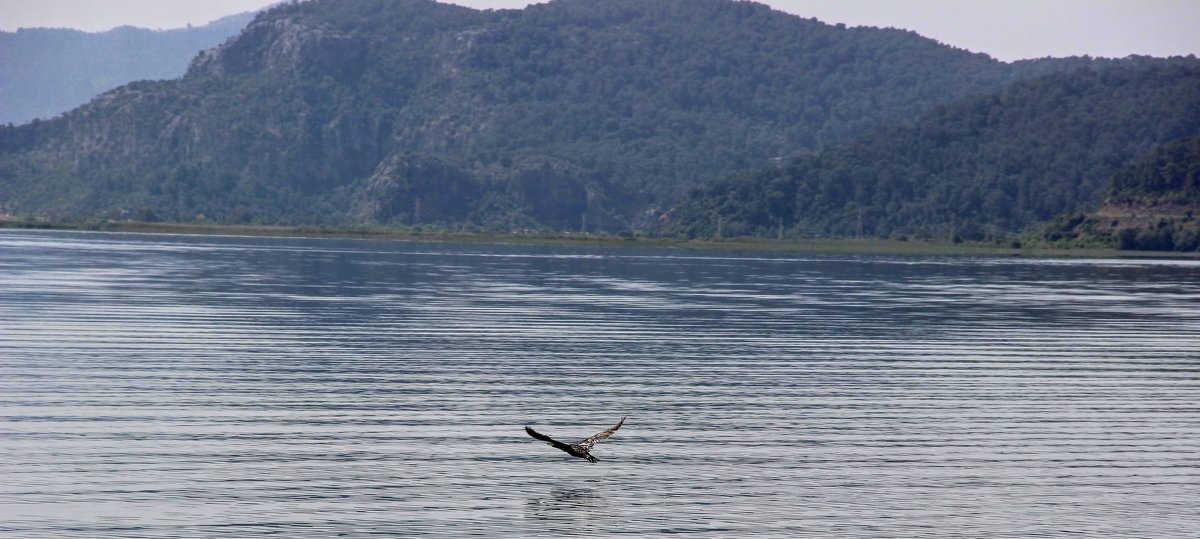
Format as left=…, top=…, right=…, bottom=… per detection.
left=2, top=0, right=1197, bottom=62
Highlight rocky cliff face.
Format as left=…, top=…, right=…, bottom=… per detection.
left=189, top=15, right=367, bottom=82
left=362, top=153, right=481, bottom=225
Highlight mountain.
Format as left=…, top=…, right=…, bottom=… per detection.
left=0, top=0, right=1194, bottom=231
left=1108, top=133, right=1200, bottom=205
left=0, top=12, right=255, bottom=126
left=1040, top=133, right=1200, bottom=251
left=664, top=64, right=1200, bottom=242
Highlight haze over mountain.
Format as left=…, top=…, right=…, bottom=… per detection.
left=0, top=0, right=1196, bottom=246
left=0, top=12, right=255, bottom=125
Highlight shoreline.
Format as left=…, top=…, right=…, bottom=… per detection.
left=2, top=219, right=1197, bottom=259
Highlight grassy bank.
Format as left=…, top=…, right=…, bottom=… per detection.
left=2, top=218, right=1196, bottom=259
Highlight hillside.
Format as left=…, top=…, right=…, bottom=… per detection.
left=0, top=12, right=255, bottom=125
left=0, top=0, right=1193, bottom=231
left=1108, top=133, right=1200, bottom=205
left=1040, top=134, right=1200, bottom=251
left=664, top=64, right=1200, bottom=242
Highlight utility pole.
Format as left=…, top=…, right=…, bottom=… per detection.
left=581, top=212, right=587, bottom=234
left=715, top=215, right=724, bottom=240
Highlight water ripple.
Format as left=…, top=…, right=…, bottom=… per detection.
left=2, top=230, right=1199, bottom=537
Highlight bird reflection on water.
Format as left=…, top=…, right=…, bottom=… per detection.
left=525, top=484, right=612, bottom=523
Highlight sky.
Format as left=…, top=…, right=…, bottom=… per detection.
left=1, top=0, right=1197, bottom=62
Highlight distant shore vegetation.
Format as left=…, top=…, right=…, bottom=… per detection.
left=4, top=218, right=1197, bottom=259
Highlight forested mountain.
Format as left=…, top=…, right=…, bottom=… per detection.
left=1107, top=133, right=1200, bottom=204
left=1040, top=134, right=1200, bottom=251
left=0, top=0, right=1194, bottom=231
left=0, top=12, right=255, bottom=125
left=664, top=65, right=1200, bottom=242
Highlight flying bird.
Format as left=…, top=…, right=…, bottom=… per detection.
left=525, top=417, right=626, bottom=463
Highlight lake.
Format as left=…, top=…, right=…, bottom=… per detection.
left=2, top=229, right=1198, bottom=537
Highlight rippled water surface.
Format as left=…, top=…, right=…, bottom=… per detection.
left=2, top=230, right=1199, bottom=537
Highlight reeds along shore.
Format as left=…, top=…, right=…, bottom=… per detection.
left=2, top=219, right=1196, bottom=259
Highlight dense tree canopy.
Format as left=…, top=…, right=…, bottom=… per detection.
left=664, top=65, right=1200, bottom=241
left=1108, top=133, right=1200, bottom=204
left=1, top=0, right=1195, bottom=232
left=1035, top=134, right=1200, bottom=252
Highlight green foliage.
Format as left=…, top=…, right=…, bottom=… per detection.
left=1037, top=134, right=1200, bottom=252
left=1108, top=133, right=1200, bottom=204
left=666, top=65, right=1200, bottom=240
left=1, top=0, right=1197, bottom=232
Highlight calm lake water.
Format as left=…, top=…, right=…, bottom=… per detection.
left=2, top=229, right=1199, bottom=537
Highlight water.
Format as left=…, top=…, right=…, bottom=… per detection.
left=2, top=229, right=1198, bottom=537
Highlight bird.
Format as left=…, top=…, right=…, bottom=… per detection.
left=524, top=417, right=626, bottom=463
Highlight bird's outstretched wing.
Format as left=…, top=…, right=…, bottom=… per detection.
left=577, top=416, right=626, bottom=451
left=525, top=426, right=574, bottom=453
